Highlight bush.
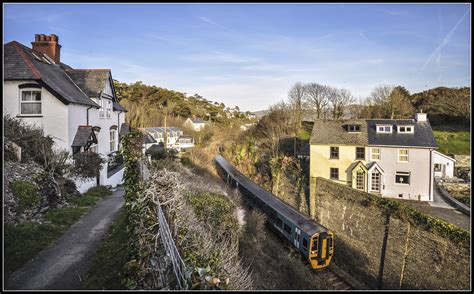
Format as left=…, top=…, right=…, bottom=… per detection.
left=72, top=151, right=106, bottom=179
left=10, top=180, right=41, bottom=212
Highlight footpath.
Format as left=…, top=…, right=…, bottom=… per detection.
left=6, top=187, right=125, bottom=290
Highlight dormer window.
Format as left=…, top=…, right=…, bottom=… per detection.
left=397, top=126, right=414, bottom=133
left=377, top=125, right=392, bottom=133
left=347, top=125, right=361, bottom=132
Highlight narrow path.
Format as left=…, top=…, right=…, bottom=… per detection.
left=6, top=187, right=125, bottom=290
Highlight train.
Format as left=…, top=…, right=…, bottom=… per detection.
left=214, top=155, right=334, bottom=269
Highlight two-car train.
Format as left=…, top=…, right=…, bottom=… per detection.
left=214, top=155, right=333, bottom=269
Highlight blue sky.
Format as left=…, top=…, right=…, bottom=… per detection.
left=4, top=3, right=471, bottom=111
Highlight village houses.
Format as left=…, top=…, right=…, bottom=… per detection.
left=309, top=112, right=455, bottom=202
left=4, top=34, right=128, bottom=193
left=183, top=117, right=207, bottom=131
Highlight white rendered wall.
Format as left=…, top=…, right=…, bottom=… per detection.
left=371, top=146, right=433, bottom=201
left=433, top=151, right=455, bottom=178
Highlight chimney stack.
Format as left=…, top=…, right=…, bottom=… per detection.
left=31, top=34, right=61, bottom=64
left=415, top=110, right=427, bottom=122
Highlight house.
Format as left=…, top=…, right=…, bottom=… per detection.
left=142, top=127, right=184, bottom=149
left=173, top=135, right=195, bottom=152
left=240, top=123, right=256, bottom=131
left=310, top=113, right=440, bottom=201
left=433, top=151, right=456, bottom=179
left=4, top=34, right=128, bottom=193
left=183, top=117, right=207, bottom=131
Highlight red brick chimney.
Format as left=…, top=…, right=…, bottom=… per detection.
left=31, top=34, right=61, bottom=64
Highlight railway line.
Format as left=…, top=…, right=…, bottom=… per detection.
left=214, top=155, right=361, bottom=290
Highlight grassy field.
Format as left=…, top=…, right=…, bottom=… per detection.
left=433, top=131, right=470, bottom=155
left=4, top=186, right=112, bottom=280
left=82, top=209, right=130, bottom=290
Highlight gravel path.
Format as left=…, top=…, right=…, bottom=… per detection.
left=6, top=187, right=125, bottom=290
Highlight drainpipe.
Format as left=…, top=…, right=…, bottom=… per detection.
left=86, top=105, right=93, bottom=125
left=429, top=149, right=433, bottom=201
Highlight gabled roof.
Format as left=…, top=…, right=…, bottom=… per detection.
left=65, top=69, right=111, bottom=98
left=310, top=119, right=368, bottom=145
left=366, top=161, right=385, bottom=174
left=71, top=126, right=97, bottom=147
left=113, top=102, right=128, bottom=112
left=4, top=41, right=98, bottom=108
left=367, top=119, right=437, bottom=148
left=119, top=123, right=131, bottom=138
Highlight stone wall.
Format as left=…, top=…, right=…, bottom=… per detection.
left=313, top=177, right=470, bottom=290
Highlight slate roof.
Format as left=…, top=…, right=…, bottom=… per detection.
left=71, top=126, right=96, bottom=147
left=4, top=41, right=98, bottom=107
left=143, top=132, right=157, bottom=144
left=65, top=69, right=110, bottom=98
left=144, top=127, right=183, bottom=134
left=113, top=102, right=128, bottom=112
left=310, top=119, right=368, bottom=145
left=119, top=123, right=131, bottom=137
left=310, top=118, right=438, bottom=148
left=367, top=119, right=437, bottom=148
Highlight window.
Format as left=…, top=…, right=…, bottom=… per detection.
left=377, top=125, right=392, bottom=133
left=347, top=125, right=361, bottom=132
left=398, top=125, right=414, bottom=133
left=356, top=147, right=365, bottom=160
left=330, top=168, right=339, bottom=180
left=20, top=90, right=42, bottom=115
left=276, top=217, right=283, bottom=228
left=434, top=164, right=442, bottom=172
left=371, top=148, right=381, bottom=161
left=371, top=171, right=380, bottom=192
left=311, top=236, right=319, bottom=252
left=303, top=238, right=308, bottom=249
left=398, top=149, right=409, bottom=162
left=356, top=171, right=365, bottom=190
left=284, top=223, right=291, bottom=235
left=106, top=100, right=112, bottom=118
left=330, top=147, right=339, bottom=159
left=395, top=172, right=410, bottom=185
left=99, top=99, right=104, bottom=118
left=110, top=129, right=116, bottom=152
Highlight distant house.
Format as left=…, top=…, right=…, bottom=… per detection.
left=433, top=151, right=456, bottom=179
left=310, top=113, right=440, bottom=202
left=240, top=123, right=256, bottom=131
left=142, top=127, right=183, bottom=149
left=183, top=117, right=207, bottom=131
left=4, top=33, right=128, bottom=193
left=173, top=135, right=195, bottom=152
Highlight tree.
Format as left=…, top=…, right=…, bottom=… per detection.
left=288, top=82, right=306, bottom=156
left=327, top=87, right=355, bottom=119
left=368, top=85, right=413, bottom=119
left=304, top=82, right=329, bottom=119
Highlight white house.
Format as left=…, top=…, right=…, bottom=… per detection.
left=432, top=151, right=456, bottom=179
left=310, top=113, right=439, bottom=202
left=142, top=127, right=184, bottom=148
left=4, top=34, right=128, bottom=193
left=173, top=135, right=195, bottom=152
left=183, top=117, right=207, bottom=131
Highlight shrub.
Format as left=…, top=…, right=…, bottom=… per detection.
left=72, top=151, right=106, bottom=179
left=10, top=180, right=41, bottom=212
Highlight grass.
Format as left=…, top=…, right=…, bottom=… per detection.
left=4, top=185, right=112, bottom=280
left=82, top=209, right=130, bottom=290
left=433, top=131, right=470, bottom=155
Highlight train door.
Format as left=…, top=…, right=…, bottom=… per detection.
left=294, top=227, right=301, bottom=248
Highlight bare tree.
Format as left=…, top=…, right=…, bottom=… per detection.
left=369, top=85, right=413, bottom=119
left=257, top=101, right=291, bottom=159
left=327, top=87, right=355, bottom=119
left=287, top=82, right=306, bottom=129
left=304, top=83, right=329, bottom=119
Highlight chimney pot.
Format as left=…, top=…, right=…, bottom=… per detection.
left=31, top=34, right=61, bottom=64
left=415, top=112, right=427, bottom=122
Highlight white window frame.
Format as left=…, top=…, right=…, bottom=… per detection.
left=89, top=143, right=98, bottom=153
left=347, top=125, right=361, bottom=132
left=106, top=100, right=112, bottom=118
left=398, top=149, right=409, bottom=163
left=376, top=125, right=392, bottom=133
left=395, top=172, right=410, bottom=185
left=356, top=171, right=365, bottom=190
left=110, top=129, right=116, bottom=152
left=397, top=125, right=414, bottom=134
left=370, top=170, right=381, bottom=192
left=99, top=98, right=105, bottom=118
left=371, top=147, right=381, bottom=161
left=20, top=89, right=42, bottom=115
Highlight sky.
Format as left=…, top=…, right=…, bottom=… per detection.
left=4, top=3, right=471, bottom=112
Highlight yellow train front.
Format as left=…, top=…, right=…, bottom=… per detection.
left=214, top=155, right=334, bottom=269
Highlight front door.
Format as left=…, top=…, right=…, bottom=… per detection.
left=294, top=227, right=301, bottom=248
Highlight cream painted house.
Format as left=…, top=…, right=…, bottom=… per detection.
left=4, top=34, right=128, bottom=192
left=310, top=113, right=440, bottom=203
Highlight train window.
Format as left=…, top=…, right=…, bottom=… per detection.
left=311, top=237, right=319, bottom=252
left=302, top=238, right=308, bottom=248
left=284, top=224, right=291, bottom=235
left=276, top=217, right=283, bottom=227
